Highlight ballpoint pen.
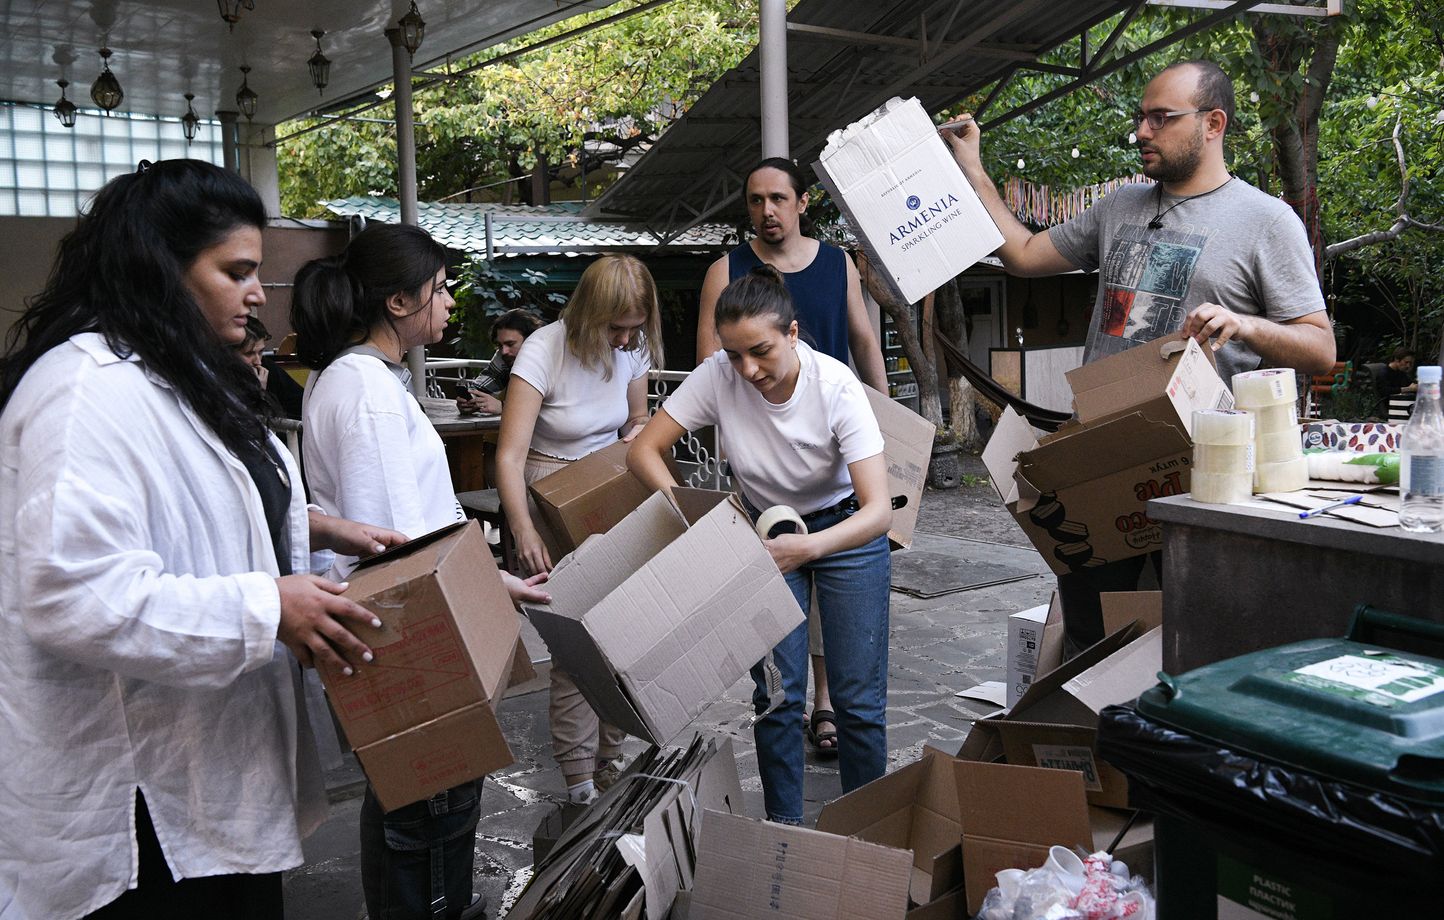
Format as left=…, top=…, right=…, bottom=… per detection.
left=1298, top=495, right=1364, bottom=519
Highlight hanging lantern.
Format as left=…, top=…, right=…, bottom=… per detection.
left=307, top=30, right=331, bottom=95
left=397, top=0, right=426, bottom=57
left=217, top=0, right=256, bottom=31
left=53, top=79, right=78, bottom=128
left=235, top=65, right=258, bottom=121
left=182, top=92, right=201, bottom=143
left=90, top=47, right=123, bottom=113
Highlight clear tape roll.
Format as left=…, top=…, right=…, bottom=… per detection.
left=1191, top=470, right=1254, bottom=505
left=1254, top=456, right=1310, bottom=493
left=1192, top=409, right=1254, bottom=446
left=1193, top=443, right=1254, bottom=475
left=1250, top=403, right=1299, bottom=436
left=756, top=505, right=808, bottom=540
left=1233, top=368, right=1298, bottom=407
left=1256, top=428, right=1303, bottom=464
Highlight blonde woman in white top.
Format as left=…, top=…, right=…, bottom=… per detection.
left=496, top=253, right=662, bottom=802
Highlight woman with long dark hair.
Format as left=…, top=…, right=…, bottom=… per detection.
left=0, top=159, right=401, bottom=919
left=293, top=222, right=549, bottom=920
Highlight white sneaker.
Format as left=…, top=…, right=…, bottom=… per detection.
left=566, top=780, right=598, bottom=805
left=594, top=758, right=625, bottom=793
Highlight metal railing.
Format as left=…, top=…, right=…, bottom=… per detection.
left=649, top=369, right=730, bottom=492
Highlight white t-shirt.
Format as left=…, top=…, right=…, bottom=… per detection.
left=662, top=342, right=884, bottom=515
left=302, top=352, right=464, bottom=577
left=509, top=320, right=652, bottom=460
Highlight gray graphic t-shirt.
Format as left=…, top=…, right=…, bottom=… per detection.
left=1049, top=179, right=1326, bottom=382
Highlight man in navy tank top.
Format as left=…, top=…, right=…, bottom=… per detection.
left=695, top=158, right=887, bottom=758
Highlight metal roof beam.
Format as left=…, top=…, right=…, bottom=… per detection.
left=1146, top=0, right=1343, bottom=16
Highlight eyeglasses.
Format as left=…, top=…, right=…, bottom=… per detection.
left=1131, top=108, right=1211, bottom=131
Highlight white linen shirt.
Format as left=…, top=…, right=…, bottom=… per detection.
left=0, top=333, right=326, bottom=920
left=301, top=352, right=464, bottom=578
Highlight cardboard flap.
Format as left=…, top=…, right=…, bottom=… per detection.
left=1066, top=335, right=1189, bottom=422
left=1059, top=626, right=1162, bottom=713
left=348, top=519, right=470, bottom=573
left=1099, top=591, right=1164, bottom=639
left=956, top=761, right=1092, bottom=848
left=864, top=385, right=935, bottom=550
left=525, top=607, right=651, bottom=740
left=1010, top=622, right=1139, bottom=715
left=980, top=407, right=1038, bottom=505
left=1018, top=411, right=1190, bottom=491
left=671, top=487, right=737, bottom=526
left=539, top=491, right=687, bottom=616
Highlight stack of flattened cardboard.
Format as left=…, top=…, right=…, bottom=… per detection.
left=524, top=488, right=804, bottom=745
left=982, top=335, right=1233, bottom=576
left=953, top=593, right=1164, bottom=913
left=509, top=736, right=744, bottom=920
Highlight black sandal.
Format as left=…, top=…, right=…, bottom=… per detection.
left=807, top=709, right=839, bottom=759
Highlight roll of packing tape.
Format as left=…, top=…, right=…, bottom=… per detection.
left=1250, top=402, right=1299, bottom=436
left=1233, top=368, right=1298, bottom=408
left=1256, top=427, right=1303, bottom=464
left=1254, top=456, right=1309, bottom=493
left=756, top=505, right=808, bottom=540
left=1192, top=408, right=1254, bottom=446
left=1191, top=470, right=1254, bottom=505
left=1193, top=443, right=1254, bottom=475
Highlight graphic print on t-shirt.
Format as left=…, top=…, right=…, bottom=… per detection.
left=1088, top=223, right=1204, bottom=361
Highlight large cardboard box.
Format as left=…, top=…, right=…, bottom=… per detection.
left=815, top=745, right=964, bottom=916
left=865, top=385, right=936, bottom=550
left=982, top=335, right=1233, bottom=575
left=813, top=96, right=1004, bottom=306
left=690, top=809, right=913, bottom=920
left=524, top=488, right=804, bottom=745
left=317, top=521, right=520, bottom=811
left=955, top=760, right=1154, bottom=914
left=528, top=440, right=669, bottom=555
left=1006, top=592, right=1064, bottom=707
left=960, top=622, right=1162, bottom=809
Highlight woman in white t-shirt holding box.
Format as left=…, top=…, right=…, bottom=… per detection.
left=496, top=253, right=662, bottom=803
left=628, top=265, right=892, bottom=825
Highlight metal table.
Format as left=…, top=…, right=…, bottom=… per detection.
left=1148, top=494, right=1444, bottom=674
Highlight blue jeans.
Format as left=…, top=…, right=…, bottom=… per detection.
left=749, top=504, right=891, bottom=823
left=359, top=780, right=480, bottom=919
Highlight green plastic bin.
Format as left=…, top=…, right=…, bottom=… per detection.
left=1098, top=606, right=1444, bottom=918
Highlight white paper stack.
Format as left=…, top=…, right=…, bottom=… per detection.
left=813, top=96, right=1004, bottom=305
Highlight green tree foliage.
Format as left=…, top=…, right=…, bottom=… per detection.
left=277, top=0, right=761, bottom=217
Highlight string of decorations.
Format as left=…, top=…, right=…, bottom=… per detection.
left=1001, top=173, right=1149, bottom=227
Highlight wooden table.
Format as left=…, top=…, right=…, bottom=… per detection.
left=1147, top=494, right=1444, bottom=674
left=420, top=397, right=500, bottom=492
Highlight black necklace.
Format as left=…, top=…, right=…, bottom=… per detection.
left=1149, top=176, right=1233, bottom=229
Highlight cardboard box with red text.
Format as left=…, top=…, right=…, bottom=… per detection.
left=318, top=521, right=521, bottom=811
left=815, top=745, right=964, bottom=917
left=1006, top=592, right=1065, bottom=707
left=982, top=335, right=1232, bottom=575
left=865, top=385, right=936, bottom=550
left=524, top=488, right=804, bottom=745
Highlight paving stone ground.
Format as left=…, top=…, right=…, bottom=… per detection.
left=283, top=460, right=1052, bottom=919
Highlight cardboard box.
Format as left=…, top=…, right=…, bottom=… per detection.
left=318, top=521, right=520, bottom=811
left=813, top=96, right=1004, bottom=306
left=1006, top=592, right=1064, bottom=707
left=690, top=809, right=913, bottom=920
left=982, top=335, right=1233, bottom=575
left=955, top=760, right=1153, bottom=915
left=960, top=622, right=1163, bottom=809
left=815, top=745, right=964, bottom=916
left=866, top=385, right=936, bottom=550
left=524, top=488, right=804, bottom=745
left=528, top=440, right=670, bottom=555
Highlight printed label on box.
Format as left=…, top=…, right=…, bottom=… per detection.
left=1030, top=744, right=1103, bottom=791
left=328, top=615, right=469, bottom=719
left=1216, top=855, right=1332, bottom=919
left=1284, top=652, right=1444, bottom=708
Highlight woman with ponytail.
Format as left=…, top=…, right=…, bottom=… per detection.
left=630, top=265, right=892, bottom=827
left=0, top=160, right=403, bottom=919
left=293, top=222, right=548, bottom=920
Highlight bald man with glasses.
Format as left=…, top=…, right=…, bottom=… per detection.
left=942, top=59, right=1335, bottom=653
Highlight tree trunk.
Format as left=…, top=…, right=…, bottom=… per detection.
left=934, top=278, right=980, bottom=450
left=854, top=252, right=944, bottom=431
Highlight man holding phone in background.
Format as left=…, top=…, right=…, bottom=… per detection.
left=456, top=309, right=543, bottom=415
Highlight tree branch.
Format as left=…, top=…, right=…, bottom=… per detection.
left=1325, top=114, right=1444, bottom=259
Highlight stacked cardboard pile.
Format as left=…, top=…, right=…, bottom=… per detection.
left=509, top=736, right=744, bottom=920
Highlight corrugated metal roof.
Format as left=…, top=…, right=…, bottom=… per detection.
left=589, top=0, right=1140, bottom=237
left=321, top=196, right=735, bottom=256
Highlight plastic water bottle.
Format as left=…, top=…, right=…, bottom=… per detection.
left=1400, top=365, right=1444, bottom=533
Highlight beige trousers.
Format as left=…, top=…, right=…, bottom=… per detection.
left=524, top=450, right=626, bottom=782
